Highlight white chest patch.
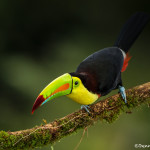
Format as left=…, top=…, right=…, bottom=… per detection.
left=119, top=48, right=126, bottom=59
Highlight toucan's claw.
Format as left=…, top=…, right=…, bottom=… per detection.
left=81, top=105, right=90, bottom=113
left=119, top=86, right=127, bottom=103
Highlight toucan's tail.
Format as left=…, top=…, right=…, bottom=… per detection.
left=114, top=12, right=150, bottom=53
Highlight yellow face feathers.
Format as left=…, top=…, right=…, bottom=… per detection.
left=66, top=77, right=98, bottom=105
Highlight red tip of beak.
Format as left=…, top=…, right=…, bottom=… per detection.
left=32, top=95, right=45, bottom=114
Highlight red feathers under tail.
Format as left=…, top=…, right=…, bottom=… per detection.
left=121, top=53, right=132, bottom=72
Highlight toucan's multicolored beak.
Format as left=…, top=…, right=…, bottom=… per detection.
left=32, top=73, right=72, bottom=114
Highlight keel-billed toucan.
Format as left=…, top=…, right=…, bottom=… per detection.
left=32, top=12, right=149, bottom=114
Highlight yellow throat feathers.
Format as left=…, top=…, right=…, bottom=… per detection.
left=66, top=77, right=99, bottom=105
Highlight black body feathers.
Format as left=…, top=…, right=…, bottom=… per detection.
left=76, top=47, right=123, bottom=96
left=71, top=12, right=149, bottom=96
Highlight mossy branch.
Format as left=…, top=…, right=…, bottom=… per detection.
left=0, top=82, right=150, bottom=150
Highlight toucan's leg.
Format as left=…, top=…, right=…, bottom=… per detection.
left=119, top=85, right=127, bottom=103
left=81, top=105, right=90, bottom=113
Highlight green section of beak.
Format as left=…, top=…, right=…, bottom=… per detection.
left=41, top=73, right=72, bottom=104
left=32, top=73, right=72, bottom=113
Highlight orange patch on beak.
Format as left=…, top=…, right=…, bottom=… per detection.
left=48, top=83, right=70, bottom=98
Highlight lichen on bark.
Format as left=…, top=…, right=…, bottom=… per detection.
left=0, top=82, right=150, bottom=150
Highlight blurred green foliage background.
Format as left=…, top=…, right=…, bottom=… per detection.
left=0, top=1, right=150, bottom=150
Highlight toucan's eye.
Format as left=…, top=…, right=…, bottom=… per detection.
left=75, top=81, right=79, bottom=85
left=72, top=77, right=80, bottom=87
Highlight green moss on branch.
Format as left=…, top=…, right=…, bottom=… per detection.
left=0, top=82, right=150, bottom=150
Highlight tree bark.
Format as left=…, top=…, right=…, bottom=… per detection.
left=0, top=82, right=150, bottom=150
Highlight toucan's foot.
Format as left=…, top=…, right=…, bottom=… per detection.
left=81, top=105, right=90, bottom=113
left=119, top=86, right=127, bottom=103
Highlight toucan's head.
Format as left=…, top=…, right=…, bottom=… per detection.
left=32, top=73, right=100, bottom=114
